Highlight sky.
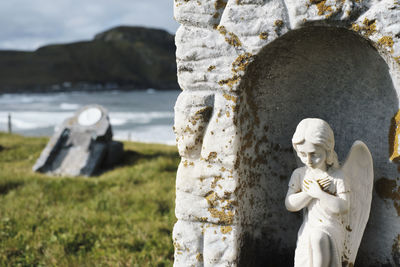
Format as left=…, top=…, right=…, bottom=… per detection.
left=0, top=0, right=180, bottom=51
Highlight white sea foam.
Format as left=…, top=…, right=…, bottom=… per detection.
left=146, top=88, right=156, bottom=94
left=0, top=111, right=173, bottom=131
left=114, top=125, right=175, bottom=145
left=0, top=90, right=179, bottom=143
left=0, top=110, right=173, bottom=131
left=0, top=93, right=66, bottom=105
left=0, top=111, right=72, bottom=130
left=60, top=103, right=80, bottom=110
left=109, top=111, right=174, bottom=125
left=109, top=118, right=128, bottom=126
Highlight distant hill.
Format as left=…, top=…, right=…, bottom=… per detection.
left=0, top=26, right=179, bottom=93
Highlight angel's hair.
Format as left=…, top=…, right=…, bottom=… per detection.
left=292, top=118, right=339, bottom=169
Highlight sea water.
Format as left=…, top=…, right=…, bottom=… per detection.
left=0, top=90, right=180, bottom=145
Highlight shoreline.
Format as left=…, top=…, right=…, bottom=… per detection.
left=1, top=90, right=178, bottom=146
left=0, top=85, right=181, bottom=95
left=0, top=131, right=177, bottom=147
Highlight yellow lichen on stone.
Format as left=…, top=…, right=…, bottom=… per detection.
left=205, top=191, right=217, bottom=203
left=309, top=0, right=333, bottom=16
left=199, top=217, right=207, bottom=222
left=220, top=226, right=233, bottom=234
left=216, top=25, right=242, bottom=47
left=183, top=160, right=195, bottom=167
left=173, top=240, right=182, bottom=250
left=217, top=25, right=227, bottom=35
left=208, top=151, right=218, bottom=160
left=225, top=32, right=242, bottom=47
left=232, top=53, right=253, bottom=73
left=350, top=18, right=377, bottom=37
left=194, top=106, right=213, bottom=119
left=218, top=75, right=240, bottom=88
left=196, top=253, right=203, bottom=262
left=183, top=125, right=194, bottom=134
left=389, top=109, right=400, bottom=162
left=211, top=175, right=223, bottom=189
left=395, top=56, right=400, bottom=65
left=215, top=0, right=227, bottom=10
left=208, top=208, right=234, bottom=224
left=317, top=1, right=332, bottom=16
left=274, top=20, right=283, bottom=27
left=351, top=23, right=360, bottom=32
left=205, top=191, right=235, bottom=224
left=223, top=93, right=238, bottom=103
left=362, top=18, right=377, bottom=36
left=259, top=32, right=268, bottom=40
left=208, top=65, right=216, bottom=72
left=378, top=36, right=394, bottom=52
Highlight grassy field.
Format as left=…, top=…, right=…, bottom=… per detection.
left=0, top=133, right=179, bottom=266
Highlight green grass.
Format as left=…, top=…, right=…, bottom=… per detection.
left=0, top=133, right=179, bottom=266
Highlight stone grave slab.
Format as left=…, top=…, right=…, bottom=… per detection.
left=33, top=104, right=123, bottom=176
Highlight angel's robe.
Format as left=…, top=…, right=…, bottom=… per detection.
left=288, top=166, right=349, bottom=267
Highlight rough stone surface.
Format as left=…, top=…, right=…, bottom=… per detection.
left=33, top=104, right=123, bottom=176
left=173, top=0, right=400, bottom=266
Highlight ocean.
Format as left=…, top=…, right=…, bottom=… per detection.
left=0, top=89, right=180, bottom=145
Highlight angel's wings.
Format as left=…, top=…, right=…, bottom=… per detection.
left=341, top=141, right=374, bottom=266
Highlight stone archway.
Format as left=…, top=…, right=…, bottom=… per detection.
left=173, top=1, right=400, bottom=266
left=236, top=26, right=398, bottom=266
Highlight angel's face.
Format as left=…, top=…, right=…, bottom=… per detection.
left=296, top=141, right=327, bottom=171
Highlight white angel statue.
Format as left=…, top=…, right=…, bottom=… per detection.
left=285, top=118, right=373, bottom=267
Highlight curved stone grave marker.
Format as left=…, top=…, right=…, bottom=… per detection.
left=33, top=104, right=123, bottom=176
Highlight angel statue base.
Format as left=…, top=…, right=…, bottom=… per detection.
left=285, top=118, right=373, bottom=267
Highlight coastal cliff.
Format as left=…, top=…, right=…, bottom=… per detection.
left=0, top=26, right=178, bottom=92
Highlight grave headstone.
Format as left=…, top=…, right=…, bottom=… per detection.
left=33, top=104, right=123, bottom=176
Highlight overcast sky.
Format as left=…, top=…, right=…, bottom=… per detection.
left=0, top=0, right=179, bottom=51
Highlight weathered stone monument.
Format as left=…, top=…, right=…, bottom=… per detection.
left=172, top=1, right=400, bottom=266
left=33, top=105, right=123, bottom=176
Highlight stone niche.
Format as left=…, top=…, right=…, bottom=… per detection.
left=173, top=1, right=400, bottom=266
